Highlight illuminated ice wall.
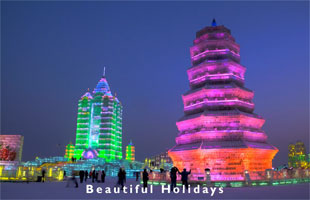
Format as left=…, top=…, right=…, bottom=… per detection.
left=74, top=74, right=122, bottom=161
left=168, top=20, right=278, bottom=181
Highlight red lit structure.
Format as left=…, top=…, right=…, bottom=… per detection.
left=168, top=20, right=278, bottom=181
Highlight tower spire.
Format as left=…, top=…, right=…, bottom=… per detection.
left=212, top=18, right=217, bottom=27
left=103, top=67, right=106, bottom=77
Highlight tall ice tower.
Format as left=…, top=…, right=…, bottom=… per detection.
left=74, top=72, right=122, bottom=161
left=168, top=20, right=278, bottom=181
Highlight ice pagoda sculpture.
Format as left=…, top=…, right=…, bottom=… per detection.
left=125, top=141, right=135, bottom=162
left=74, top=73, right=122, bottom=161
left=168, top=20, right=278, bottom=181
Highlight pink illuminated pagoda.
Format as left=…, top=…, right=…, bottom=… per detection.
left=168, top=19, right=278, bottom=181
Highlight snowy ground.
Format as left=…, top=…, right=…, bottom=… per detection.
left=1, top=177, right=309, bottom=200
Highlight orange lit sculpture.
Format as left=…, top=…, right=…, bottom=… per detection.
left=168, top=19, right=278, bottom=181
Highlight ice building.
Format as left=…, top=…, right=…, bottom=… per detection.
left=168, top=19, right=278, bottom=181
left=74, top=73, right=122, bottom=161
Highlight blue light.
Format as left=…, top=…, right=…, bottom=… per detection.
left=212, top=18, right=217, bottom=27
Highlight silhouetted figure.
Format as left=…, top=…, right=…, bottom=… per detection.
left=42, top=169, right=46, bottom=183
left=142, top=169, right=149, bottom=188
left=89, top=171, right=92, bottom=179
left=84, top=171, right=88, bottom=182
left=117, top=168, right=126, bottom=190
left=71, top=157, right=74, bottom=162
left=96, top=172, right=99, bottom=182
left=64, top=171, right=67, bottom=179
left=135, top=171, right=139, bottom=181
left=92, top=170, right=96, bottom=183
left=178, top=168, right=191, bottom=189
left=66, top=175, right=78, bottom=188
left=170, top=167, right=179, bottom=191
left=79, top=170, right=84, bottom=183
left=123, top=169, right=126, bottom=184
left=101, top=170, right=106, bottom=183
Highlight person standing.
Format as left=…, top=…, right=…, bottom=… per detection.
left=123, top=169, right=126, bottom=184
left=79, top=170, right=84, bottom=183
left=170, top=167, right=178, bottom=191
left=135, top=171, right=139, bottom=181
left=89, top=170, right=92, bottom=179
left=95, top=171, right=99, bottom=182
left=84, top=170, right=88, bottom=182
left=142, top=169, right=149, bottom=188
left=117, top=168, right=124, bottom=190
left=101, top=170, right=106, bottom=183
left=66, top=175, right=78, bottom=188
left=98, top=171, right=102, bottom=182
left=41, top=169, right=46, bottom=183
left=178, top=168, right=191, bottom=190
left=92, top=170, right=96, bottom=183
left=64, top=171, right=67, bottom=179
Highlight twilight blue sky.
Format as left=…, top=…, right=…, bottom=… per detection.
left=1, top=1, right=309, bottom=167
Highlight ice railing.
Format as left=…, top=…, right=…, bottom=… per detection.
left=143, top=168, right=310, bottom=182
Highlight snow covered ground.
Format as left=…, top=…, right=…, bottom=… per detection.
left=1, top=177, right=309, bottom=199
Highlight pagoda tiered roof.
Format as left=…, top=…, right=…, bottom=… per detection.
left=178, top=108, right=263, bottom=122
left=183, top=82, right=253, bottom=96
left=188, top=59, right=245, bottom=70
left=170, top=140, right=277, bottom=152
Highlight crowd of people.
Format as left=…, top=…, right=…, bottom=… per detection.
left=78, top=169, right=106, bottom=183
left=65, top=169, right=106, bottom=188
left=44, top=165, right=192, bottom=190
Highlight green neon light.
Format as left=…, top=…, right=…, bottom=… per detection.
left=230, top=182, right=243, bottom=187
left=272, top=182, right=279, bottom=185
left=74, top=77, right=122, bottom=161
left=153, top=182, right=159, bottom=185
left=258, top=182, right=268, bottom=186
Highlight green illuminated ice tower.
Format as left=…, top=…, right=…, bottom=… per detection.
left=74, top=73, right=122, bottom=161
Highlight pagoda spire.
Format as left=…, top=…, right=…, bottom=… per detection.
left=212, top=18, right=217, bottom=27
left=103, top=67, right=106, bottom=77
left=93, top=72, right=112, bottom=95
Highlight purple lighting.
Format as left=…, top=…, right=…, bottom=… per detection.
left=82, top=149, right=98, bottom=159
left=86, top=151, right=94, bottom=159
left=168, top=22, right=278, bottom=181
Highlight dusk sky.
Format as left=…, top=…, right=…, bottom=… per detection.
left=2, top=1, right=309, bottom=167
